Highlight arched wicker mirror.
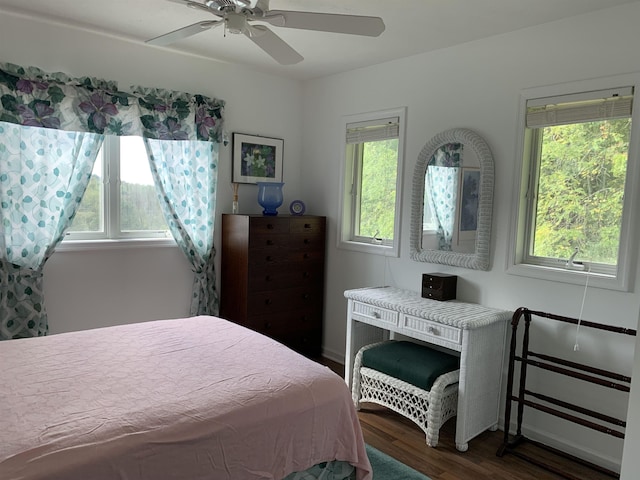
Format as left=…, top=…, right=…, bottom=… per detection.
left=409, top=128, right=494, bottom=270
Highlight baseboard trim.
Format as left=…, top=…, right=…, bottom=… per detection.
left=321, top=346, right=344, bottom=365
left=500, top=420, right=622, bottom=474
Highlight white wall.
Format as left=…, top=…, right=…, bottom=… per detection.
left=0, top=12, right=304, bottom=332
left=301, top=3, right=640, bottom=475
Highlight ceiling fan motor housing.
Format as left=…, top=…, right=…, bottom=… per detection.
left=226, top=12, right=247, bottom=34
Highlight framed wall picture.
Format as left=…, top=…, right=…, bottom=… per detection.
left=232, top=133, right=283, bottom=184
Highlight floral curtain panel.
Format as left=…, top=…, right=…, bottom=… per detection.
left=144, top=138, right=219, bottom=316
left=426, top=143, right=463, bottom=250
left=0, top=62, right=225, bottom=339
left=0, top=123, right=103, bottom=339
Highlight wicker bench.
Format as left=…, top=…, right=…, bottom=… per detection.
left=351, top=340, right=460, bottom=448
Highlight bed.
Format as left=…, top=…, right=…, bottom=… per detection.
left=0, top=315, right=372, bottom=480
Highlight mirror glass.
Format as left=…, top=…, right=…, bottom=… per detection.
left=409, top=128, right=494, bottom=270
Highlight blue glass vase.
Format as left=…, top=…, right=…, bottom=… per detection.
left=257, top=182, right=284, bottom=216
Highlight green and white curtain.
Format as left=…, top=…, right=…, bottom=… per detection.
left=0, top=63, right=225, bottom=340
left=145, top=138, right=218, bottom=316
left=0, top=124, right=103, bottom=338
left=426, top=143, right=462, bottom=250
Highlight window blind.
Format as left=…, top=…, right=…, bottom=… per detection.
left=526, top=86, right=633, bottom=128
left=346, top=116, right=400, bottom=144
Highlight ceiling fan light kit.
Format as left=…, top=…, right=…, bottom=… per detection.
left=148, top=0, right=385, bottom=65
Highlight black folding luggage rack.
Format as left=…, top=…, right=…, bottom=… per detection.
left=497, top=307, right=636, bottom=479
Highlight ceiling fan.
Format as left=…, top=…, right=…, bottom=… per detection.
left=146, top=0, right=385, bottom=65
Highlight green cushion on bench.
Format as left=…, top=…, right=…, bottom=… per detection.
left=361, top=341, right=460, bottom=391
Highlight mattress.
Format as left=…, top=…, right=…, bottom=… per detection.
left=0, top=315, right=372, bottom=480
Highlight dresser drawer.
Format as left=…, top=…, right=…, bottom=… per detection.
left=289, top=217, right=325, bottom=235
left=350, top=301, right=399, bottom=328
left=249, top=233, right=289, bottom=249
left=249, top=249, right=324, bottom=268
left=401, top=314, right=462, bottom=346
left=249, top=217, right=290, bottom=234
left=249, top=309, right=321, bottom=336
left=249, top=266, right=323, bottom=292
left=248, top=287, right=323, bottom=316
left=249, top=248, right=290, bottom=267
left=288, top=234, right=325, bottom=252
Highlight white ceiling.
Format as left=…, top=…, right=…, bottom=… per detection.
left=1, top=0, right=638, bottom=81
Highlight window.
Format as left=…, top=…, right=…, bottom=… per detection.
left=66, top=135, right=170, bottom=242
left=509, top=83, right=639, bottom=290
left=338, top=108, right=406, bottom=256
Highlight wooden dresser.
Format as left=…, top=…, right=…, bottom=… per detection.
left=220, top=214, right=326, bottom=357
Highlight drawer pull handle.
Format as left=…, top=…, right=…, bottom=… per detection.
left=427, top=326, right=439, bottom=335
left=302, top=293, right=310, bottom=300
left=303, top=238, right=310, bottom=244
left=265, top=299, right=273, bottom=305
left=267, top=224, right=274, bottom=229
left=265, top=275, right=271, bottom=282
left=304, top=223, right=311, bottom=229
left=266, top=240, right=274, bottom=245
left=303, top=271, right=310, bottom=278
left=372, top=311, right=381, bottom=319
left=303, top=253, right=309, bottom=259
left=266, top=255, right=273, bottom=262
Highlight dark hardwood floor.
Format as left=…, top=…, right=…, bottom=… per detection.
left=318, top=357, right=616, bottom=480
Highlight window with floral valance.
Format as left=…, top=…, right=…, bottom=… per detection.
left=0, top=62, right=225, bottom=340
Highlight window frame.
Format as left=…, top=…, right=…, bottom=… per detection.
left=507, top=75, right=640, bottom=291
left=63, top=135, right=173, bottom=246
left=337, top=107, right=406, bottom=257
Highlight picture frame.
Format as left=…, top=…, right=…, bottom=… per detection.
left=232, top=133, right=284, bottom=184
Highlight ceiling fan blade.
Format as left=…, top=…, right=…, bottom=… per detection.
left=166, top=0, right=214, bottom=14
left=146, top=20, right=222, bottom=46
left=245, top=25, right=303, bottom=65
left=262, top=11, right=385, bottom=37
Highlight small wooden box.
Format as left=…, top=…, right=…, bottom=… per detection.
left=421, top=273, right=457, bottom=301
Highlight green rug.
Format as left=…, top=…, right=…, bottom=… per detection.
left=365, top=444, right=432, bottom=480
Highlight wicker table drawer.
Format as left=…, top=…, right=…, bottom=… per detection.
left=401, top=314, right=462, bottom=347
left=350, top=301, right=399, bottom=328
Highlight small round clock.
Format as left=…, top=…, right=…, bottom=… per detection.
left=289, top=200, right=306, bottom=215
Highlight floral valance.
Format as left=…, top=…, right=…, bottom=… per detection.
left=0, top=63, right=225, bottom=142
left=430, top=143, right=462, bottom=168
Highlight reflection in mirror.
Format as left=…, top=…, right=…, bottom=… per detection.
left=410, top=128, right=494, bottom=270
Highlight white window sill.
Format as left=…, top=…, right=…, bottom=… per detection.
left=56, top=238, right=178, bottom=252
left=506, top=263, right=627, bottom=292
left=337, top=240, right=399, bottom=257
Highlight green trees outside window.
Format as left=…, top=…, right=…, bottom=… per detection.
left=532, top=119, right=630, bottom=265
left=357, top=139, right=399, bottom=240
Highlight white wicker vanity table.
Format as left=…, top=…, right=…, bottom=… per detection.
left=344, top=286, right=511, bottom=451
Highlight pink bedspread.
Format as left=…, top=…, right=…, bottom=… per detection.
left=0, top=316, right=371, bottom=480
